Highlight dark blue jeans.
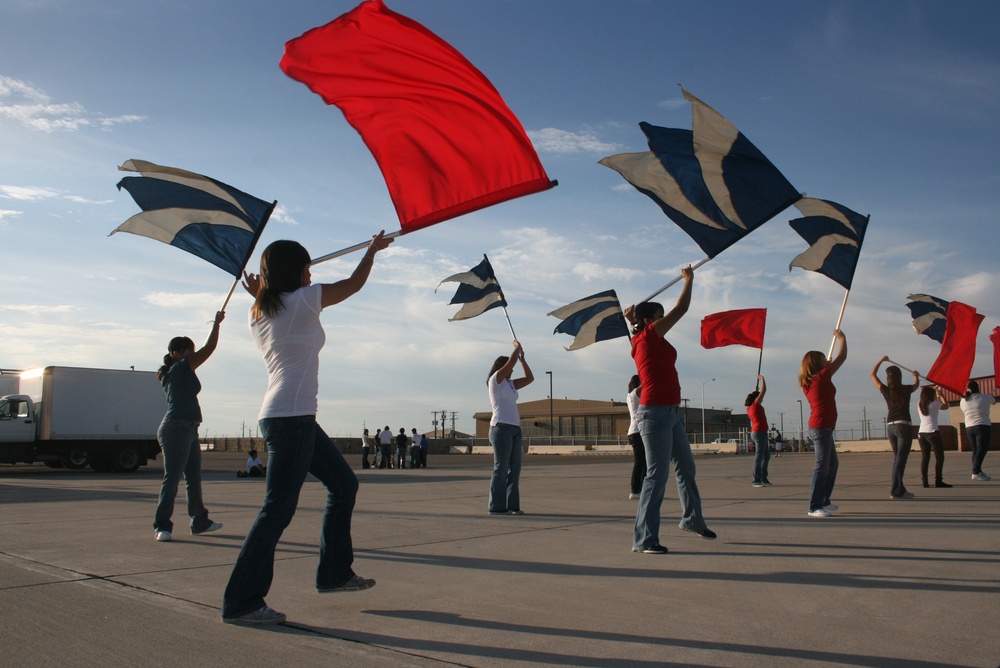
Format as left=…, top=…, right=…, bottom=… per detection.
left=967, top=424, right=991, bottom=474
left=887, top=423, right=912, bottom=496
left=808, top=428, right=839, bottom=512
left=222, top=416, right=358, bottom=619
left=751, top=431, right=770, bottom=483
left=488, top=424, right=522, bottom=512
left=154, top=417, right=209, bottom=533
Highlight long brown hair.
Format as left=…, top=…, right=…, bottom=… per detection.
left=487, top=356, right=509, bottom=384
left=252, top=240, right=311, bottom=321
left=798, top=351, right=826, bottom=388
left=882, top=366, right=909, bottom=413
left=918, top=385, right=936, bottom=416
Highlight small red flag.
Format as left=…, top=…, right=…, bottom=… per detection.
left=280, top=0, right=554, bottom=233
left=926, top=301, right=984, bottom=395
left=700, top=308, right=767, bottom=349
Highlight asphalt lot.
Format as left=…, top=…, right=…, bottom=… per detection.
left=1, top=450, right=998, bottom=667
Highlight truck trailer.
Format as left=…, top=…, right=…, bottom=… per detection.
left=0, top=366, right=163, bottom=473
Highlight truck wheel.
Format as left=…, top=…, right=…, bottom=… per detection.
left=111, top=445, right=142, bottom=473
left=89, top=455, right=113, bottom=472
left=60, top=452, right=89, bottom=469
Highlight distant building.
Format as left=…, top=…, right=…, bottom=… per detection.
left=473, top=398, right=750, bottom=442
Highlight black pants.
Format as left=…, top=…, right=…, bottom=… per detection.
left=917, top=431, right=945, bottom=484
left=629, top=431, right=647, bottom=494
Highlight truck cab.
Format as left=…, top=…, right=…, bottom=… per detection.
left=0, top=394, right=36, bottom=443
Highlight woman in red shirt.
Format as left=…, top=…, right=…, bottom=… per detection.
left=799, top=330, right=847, bottom=517
left=746, top=374, right=770, bottom=487
left=625, top=266, right=715, bottom=555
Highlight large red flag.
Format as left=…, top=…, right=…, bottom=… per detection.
left=280, top=0, right=554, bottom=232
left=926, top=301, right=984, bottom=395
left=700, top=308, right=767, bottom=349
left=990, top=326, right=1000, bottom=387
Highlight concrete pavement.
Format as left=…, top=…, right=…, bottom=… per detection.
left=1, top=451, right=997, bottom=667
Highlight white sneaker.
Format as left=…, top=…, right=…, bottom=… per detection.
left=807, top=508, right=831, bottom=518
left=824, top=504, right=839, bottom=512
left=971, top=472, right=991, bottom=481
left=628, top=493, right=640, bottom=500
left=155, top=530, right=172, bottom=542
left=192, top=521, right=223, bottom=536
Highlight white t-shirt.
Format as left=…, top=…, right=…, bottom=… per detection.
left=960, top=393, right=995, bottom=428
left=918, top=400, right=942, bottom=433
left=626, top=388, right=640, bottom=435
left=488, top=371, right=520, bottom=426
left=250, top=284, right=326, bottom=420
left=245, top=455, right=263, bottom=472
left=379, top=429, right=392, bottom=445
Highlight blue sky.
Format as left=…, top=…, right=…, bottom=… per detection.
left=2, top=0, right=999, bottom=440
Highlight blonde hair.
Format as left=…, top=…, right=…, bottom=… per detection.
left=798, top=351, right=826, bottom=388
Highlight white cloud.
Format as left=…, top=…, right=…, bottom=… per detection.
left=0, top=209, right=20, bottom=224
left=0, top=75, right=145, bottom=133
left=0, top=304, right=79, bottom=314
left=527, top=127, right=619, bottom=155
left=0, top=185, right=60, bottom=201
left=656, top=96, right=688, bottom=111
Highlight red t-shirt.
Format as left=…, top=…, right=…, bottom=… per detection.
left=631, top=326, right=681, bottom=406
left=747, top=401, right=767, bottom=433
left=804, top=366, right=837, bottom=429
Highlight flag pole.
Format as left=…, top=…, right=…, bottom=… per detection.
left=886, top=359, right=929, bottom=384
left=827, top=289, right=851, bottom=360
left=310, top=230, right=405, bottom=266
left=483, top=253, right=517, bottom=341
left=755, top=348, right=763, bottom=390
left=218, top=200, right=277, bottom=314
left=640, top=256, right=711, bottom=303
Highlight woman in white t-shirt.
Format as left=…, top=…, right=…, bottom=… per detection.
left=487, top=340, right=533, bottom=515
left=626, top=374, right=645, bottom=500
left=222, top=232, right=391, bottom=626
left=917, top=386, right=951, bottom=488
left=960, top=380, right=996, bottom=481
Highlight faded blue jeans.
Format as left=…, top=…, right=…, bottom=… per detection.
left=153, top=417, right=210, bottom=534
left=222, top=416, right=358, bottom=619
left=751, top=431, right=770, bottom=484
left=488, top=423, right=522, bottom=512
left=634, top=405, right=707, bottom=550
left=808, top=428, right=839, bottom=511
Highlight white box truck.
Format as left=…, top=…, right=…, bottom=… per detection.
left=0, top=366, right=164, bottom=473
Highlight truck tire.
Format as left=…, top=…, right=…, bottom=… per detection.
left=89, top=454, right=113, bottom=472
left=111, top=444, right=143, bottom=473
left=60, top=452, right=89, bottom=469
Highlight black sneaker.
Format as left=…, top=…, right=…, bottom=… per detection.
left=681, top=526, right=717, bottom=540
left=633, top=544, right=668, bottom=554
left=934, top=481, right=953, bottom=488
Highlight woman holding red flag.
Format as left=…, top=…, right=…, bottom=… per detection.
left=746, top=375, right=770, bottom=488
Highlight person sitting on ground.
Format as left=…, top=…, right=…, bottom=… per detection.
left=245, top=449, right=265, bottom=477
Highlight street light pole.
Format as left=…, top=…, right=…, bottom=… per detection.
left=545, top=371, right=553, bottom=446
left=701, top=378, right=715, bottom=444
left=797, top=399, right=804, bottom=452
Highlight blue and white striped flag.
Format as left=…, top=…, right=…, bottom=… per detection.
left=548, top=290, right=630, bottom=351
left=112, top=160, right=275, bottom=278
left=906, top=293, right=950, bottom=343
left=436, top=255, right=507, bottom=321
left=600, top=87, right=800, bottom=258
left=788, top=198, right=869, bottom=290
